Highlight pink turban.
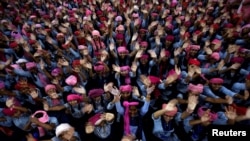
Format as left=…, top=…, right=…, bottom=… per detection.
left=140, top=54, right=149, bottom=59
left=165, top=35, right=175, bottom=42
left=92, top=30, right=100, bottom=37
left=94, top=63, right=105, bottom=72
left=210, top=52, right=220, bottom=61
left=197, top=107, right=218, bottom=121
left=212, top=39, right=221, bottom=44
left=2, top=108, right=17, bottom=116
left=45, top=84, right=56, bottom=93
left=140, top=41, right=148, bottom=47
left=148, top=76, right=161, bottom=85
left=115, top=16, right=123, bottom=22
left=85, top=9, right=92, bottom=16
left=116, top=33, right=124, bottom=40
left=117, top=46, right=128, bottom=54
left=67, top=94, right=83, bottom=103
left=123, top=101, right=139, bottom=135
left=164, top=50, right=171, bottom=57
left=32, top=110, right=49, bottom=123
left=88, top=88, right=104, bottom=98
left=26, top=62, right=37, bottom=70
left=162, top=103, right=178, bottom=116
left=78, top=45, right=87, bottom=50
left=65, top=75, right=77, bottom=86
left=119, top=85, right=132, bottom=92
left=120, top=66, right=130, bottom=71
left=51, top=68, right=61, bottom=76
left=189, top=45, right=200, bottom=50
left=88, top=113, right=103, bottom=125
left=35, top=24, right=42, bottom=28
left=166, top=24, right=174, bottom=30
left=188, top=58, right=201, bottom=66
left=187, top=83, right=204, bottom=94
left=209, top=78, right=224, bottom=84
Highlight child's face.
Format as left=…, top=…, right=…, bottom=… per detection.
left=121, top=92, right=131, bottom=100
left=129, top=106, right=138, bottom=117
left=163, top=114, right=174, bottom=123
left=69, top=100, right=77, bottom=106
left=47, top=89, right=58, bottom=99
left=210, top=83, right=222, bottom=91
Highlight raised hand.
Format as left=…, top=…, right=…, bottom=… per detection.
left=135, top=50, right=143, bottom=59
left=201, top=113, right=210, bottom=122
left=164, top=99, right=178, bottom=112
left=112, top=64, right=121, bottom=73
left=131, top=61, right=138, bottom=72
left=146, top=85, right=155, bottom=94
left=110, top=86, right=120, bottom=96
left=148, top=49, right=157, bottom=58
left=132, top=86, right=140, bottom=97
left=104, top=82, right=114, bottom=92
left=160, top=49, right=166, bottom=58
left=187, top=95, right=198, bottom=111
left=225, top=106, right=237, bottom=120
left=6, top=97, right=15, bottom=108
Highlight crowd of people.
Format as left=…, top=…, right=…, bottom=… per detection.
left=0, top=0, right=250, bottom=141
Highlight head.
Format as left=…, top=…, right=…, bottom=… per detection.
left=162, top=103, right=178, bottom=123
left=117, top=46, right=129, bottom=59
left=139, top=54, right=149, bottom=65
left=45, top=84, right=58, bottom=99
left=129, top=105, right=138, bottom=117
left=187, top=83, right=204, bottom=96
left=56, top=123, right=75, bottom=140
left=120, top=85, right=132, bottom=100
left=209, top=78, right=224, bottom=91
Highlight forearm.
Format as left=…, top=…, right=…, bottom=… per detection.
left=205, top=97, right=228, bottom=104
left=153, top=109, right=167, bottom=119
left=189, top=119, right=203, bottom=126
left=48, top=105, right=66, bottom=111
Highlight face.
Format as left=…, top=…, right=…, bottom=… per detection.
left=118, top=52, right=127, bottom=58
left=163, top=114, right=174, bottom=123
left=189, top=49, right=198, bottom=56
left=210, top=83, right=222, bottom=91
left=93, top=96, right=101, bottom=102
left=120, top=70, right=128, bottom=76
left=140, top=58, right=148, bottom=65
left=121, top=91, right=131, bottom=100
left=47, top=89, right=58, bottom=99
left=69, top=100, right=78, bottom=106
left=129, top=106, right=138, bottom=117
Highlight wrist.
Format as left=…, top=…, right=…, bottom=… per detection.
left=186, top=108, right=194, bottom=114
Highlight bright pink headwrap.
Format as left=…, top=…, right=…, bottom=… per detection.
left=123, top=101, right=139, bottom=135
left=67, top=94, right=83, bottom=103
left=32, top=110, right=49, bottom=123
left=45, top=84, right=56, bottom=93
left=209, top=78, right=224, bottom=84
left=197, top=107, right=218, bottom=121
left=119, top=85, right=132, bottom=92
left=187, top=83, right=204, bottom=94
left=162, top=104, right=178, bottom=116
